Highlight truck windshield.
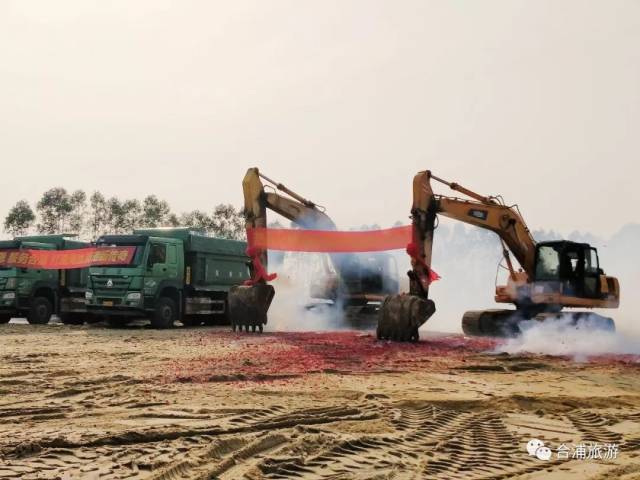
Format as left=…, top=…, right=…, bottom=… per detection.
left=94, top=244, right=145, bottom=267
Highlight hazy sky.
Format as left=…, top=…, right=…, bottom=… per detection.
left=1, top=0, right=638, bottom=237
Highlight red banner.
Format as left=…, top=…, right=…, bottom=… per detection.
left=0, top=247, right=136, bottom=270
left=247, top=225, right=413, bottom=252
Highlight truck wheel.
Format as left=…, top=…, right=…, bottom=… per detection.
left=152, top=297, right=176, bottom=329
left=27, top=297, right=53, bottom=324
left=0, top=315, right=11, bottom=324
left=60, top=313, right=84, bottom=325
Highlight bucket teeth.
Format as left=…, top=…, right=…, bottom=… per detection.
left=228, top=284, right=275, bottom=334
left=229, top=315, right=267, bottom=333
left=377, top=295, right=435, bottom=342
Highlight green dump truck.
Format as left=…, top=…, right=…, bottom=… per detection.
left=0, top=235, right=89, bottom=325
left=86, top=228, right=250, bottom=328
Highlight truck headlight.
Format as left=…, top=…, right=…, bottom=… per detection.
left=2, top=292, right=16, bottom=300
left=85, top=290, right=93, bottom=300
left=126, top=292, right=141, bottom=301
left=5, top=278, right=16, bottom=289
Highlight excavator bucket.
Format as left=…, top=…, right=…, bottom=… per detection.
left=228, top=284, right=275, bottom=333
left=377, top=294, right=436, bottom=341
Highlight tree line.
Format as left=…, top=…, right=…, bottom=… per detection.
left=3, top=188, right=245, bottom=240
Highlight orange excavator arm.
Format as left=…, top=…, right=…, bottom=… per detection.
left=241, top=167, right=336, bottom=272
left=410, top=170, right=537, bottom=287
left=379, top=169, right=537, bottom=341
left=379, top=169, right=619, bottom=341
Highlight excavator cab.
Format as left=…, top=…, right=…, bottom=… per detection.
left=380, top=170, right=620, bottom=341
left=359, top=253, right=399, bottom=295
left=310, top=252, right=399, bottom=308
left=533, top=241, right=608, bottom=300
left=333, top=253, right=399, bottom=298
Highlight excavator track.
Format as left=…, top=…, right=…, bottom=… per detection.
left=461, top=309, right=616, bottom=337
left=227, top=284, right=275, bottom=333
left=377, top=295, right=436, bottom=342
left=461, top=310, right=522, bottom=337
left=532, top=311, right=615, bottom=331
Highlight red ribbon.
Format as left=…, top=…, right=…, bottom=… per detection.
left=406, top=242, right=441, bottom=285
left=243, top=227, right=440, bottom=287
left=246, top=225, right=412, bottom=252
left=243, top=246, right=277, bottom=286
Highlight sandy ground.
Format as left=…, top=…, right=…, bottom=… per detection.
left=0, top=321, right=639, bottom=480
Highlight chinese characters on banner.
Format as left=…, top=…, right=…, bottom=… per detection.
left=0, top=247, right=136, bottom=270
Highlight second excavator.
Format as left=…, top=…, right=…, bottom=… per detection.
left=228, top=168, right=399, bottom=332
left=378, top=170, right=620, bottom=341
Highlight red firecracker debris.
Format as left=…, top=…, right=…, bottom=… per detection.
left=164, top=331, right=499, bottom=384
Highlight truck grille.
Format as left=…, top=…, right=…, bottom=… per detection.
left=0, top=278, right=6, bottom=290
left=92, top=276, right=131, bottom=296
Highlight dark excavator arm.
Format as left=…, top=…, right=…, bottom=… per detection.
left=231, top=167, right=373, bottom=331
left=243, top=167, right=393, bottom=303
left=241, top=167, right=336, bottom=274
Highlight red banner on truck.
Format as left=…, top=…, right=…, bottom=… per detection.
left=0, top=247, right=136, bottom=270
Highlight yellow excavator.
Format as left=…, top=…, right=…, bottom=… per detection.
left=377, top=170, right=620, bottom=341
left=228, top=167, right=399, bottom=332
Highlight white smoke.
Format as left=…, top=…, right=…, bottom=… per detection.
left=416, top=221, right=504, bottom=334
left=591, top=224, right=640, bottom=336
left=421, top=221, right=640, bottom=340
left=496, top=314, right=640, bottom=360
left=265, top=251, right=347, bottom=331
left=263, top=221, right=640, bottom=345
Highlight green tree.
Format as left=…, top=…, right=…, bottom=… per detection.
left=69, top=190, right=87, bottom=235
left=166, top=213, right=181, bottom=227
left=106, top=197, right=126, bottom=233
left=36, top=188, right=73, bottom=233
left=121, top=199, right=142, bottom=231
left=4, top=200, right=36, bottom=236
left=179, top=210, right=212, bottom=230
left=211, top=204, right=245, bottom=240
left=141, top=195, right=171, bottom=227
left=89, top=191, right=109, bottom=239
